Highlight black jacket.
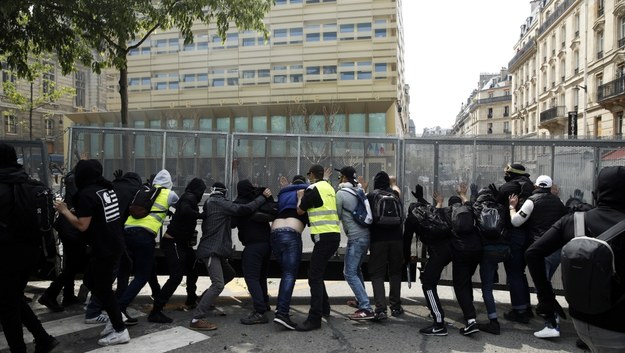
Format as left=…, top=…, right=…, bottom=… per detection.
left=526, top=166, right=625, bottom=332
left=496, top=174, right=533, bottom=227
left=367, top=171, right=402, bottom=243
left=0, top=166, right=30, bottom=244
left=233, top=180, right=271, bottom=246
left=112, top=172, right=143, bottom=224
left=525, top=189, right=567, bottom=242
left=165, top=180, right=205, bottom=244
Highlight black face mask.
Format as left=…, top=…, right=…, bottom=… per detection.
left=504, top=174, right=513, bottom=182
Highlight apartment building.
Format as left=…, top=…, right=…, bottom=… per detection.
left=69, top=0, right=408, bottom=137
left=451, top=69, right=513, bottom=137
left=0, top=61, right=108, bottom=155
left=509, top=0, right=625, bottom=139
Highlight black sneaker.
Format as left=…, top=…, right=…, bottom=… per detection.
left=34, top=336, right=59, bottom=353
left=240, top=311, right=268, bottom=325
left=185, top=294, right=198, bottom=309
left=419, top=323, right=448, bottom=336
left=504, top=309, right=530, bottom=324
left=62, top=295, right=82, bottom=307
left=477, top=320, right=500, bottom=335
left=295, top=319, right=321, bottom=332
left=274, top=312, right=297, bottom=330
left=122, top=310, right=138, bottom=326
left=148, top=310, right=173, bottom=324
left=373, top=311, right=388, bottom=322
left=391, top=306, right=404, bottom=317
left=459, top=321, right=480, bottom=336
left=38, top=295, right=64, bottom=312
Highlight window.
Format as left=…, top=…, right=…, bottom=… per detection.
left=597, top=30, right=604, bottom=59
left=356, top=61, right=371, bottom=80
left=374, top=18, right=387, bottom=38
left=290, top=27, right=303, bottom=44
left=1, top=63, right=16, bottom=84
left=323, top=24, right=337, bottom=41
left=357, top=22, right=371, bottom=39
left=340, top=62, right=354, bottom=80
left=45, top=118, right=54, bottom=136
left=339, top=24, right=354, bottom=40
left=306, top=24, right=321, bottom=42
left=75, top=71, right=86, bottom=107
left=42, top=63, right=55, bottom=95
left=4, top=114, right=17, bottom=134
left=154, top=38, right=179, bottom=54
left=242, top=37, right=256, bottom=47
left=274, top=29, right=288, bottom=45
left=504, top=106, right=510, bottom=117
left=504, top=121, right=510, bottom=133
left=620, top=17, right=625, bottom=47
left=487, top=108, right=493, bottom=118
left=226, top=33, right=239, bottom=48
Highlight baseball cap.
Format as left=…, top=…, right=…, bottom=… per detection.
left=307, top=164, right=324, bottom=177
left=535, top=175, right=553, bottom=188
left=335, top=166, right=357, bottom=183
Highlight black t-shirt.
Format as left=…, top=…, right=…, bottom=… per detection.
left=75, top=184, right=124, bottom=258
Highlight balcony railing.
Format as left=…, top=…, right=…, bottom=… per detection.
left=537, top=0, right=575, bottom=36
left=598, top=76, right=625, bottom=101
left=476, top=95, right=511, bottom=105
left=508, top=38, right=536, bottom=70
left=598, top=51, right=604, bottom=59
left=540, top=106, right=566, bottom=123
left=619, top=37, right=625, bottom=48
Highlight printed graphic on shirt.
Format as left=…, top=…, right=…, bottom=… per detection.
left=97, top=189, right=121, bottom=223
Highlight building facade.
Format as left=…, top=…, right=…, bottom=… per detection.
left=509, top=0, right=625, bottom=139
left=70, top=0, right=408, bottom=137
left=452, top=69, right=513, bottom=137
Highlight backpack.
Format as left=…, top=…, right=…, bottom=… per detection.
left=451, top=203, right=475, bottom=234
left=13, top=178, right=56, bottom=233
left=340, top=188, right=373, bottom=227
left=370, top=189, right=402, bottom=227
left=561, top=212, right=625, bottom=314
left=515, top=178, right=534, bottom=204
left=476, top=201, right=504, bottom=240
left=408, top=203, right=451, bottom=244
left=128, top=184, right=165, bottom=219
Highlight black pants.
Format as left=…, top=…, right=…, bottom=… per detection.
left=307, top=233, right=340, bottom=322
left=420, top=241, right=452, bottom=324
left=84, top=255, right=125, bottom=332
left=368, top=239, right=404, bottom=312
left=242, top=242, right=271, bottom=314
left=451, top=248, right=482, bottom=321
left=0, top=243, right=52, bottom=353
left=154, top=237, right=198, bottom=309
left=43, top=236, right=88, bottom=299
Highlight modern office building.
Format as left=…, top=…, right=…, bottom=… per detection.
left=69, top=0, right=408, bottom=137
left=508, top=0, right=625, bottom=139
left=451, top=69, right=513, bottom=137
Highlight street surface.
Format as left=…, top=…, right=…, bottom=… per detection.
left=2, top=278, right=584, bottom=353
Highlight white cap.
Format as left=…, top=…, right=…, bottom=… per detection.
left=535, top=175, right=553, bottom=188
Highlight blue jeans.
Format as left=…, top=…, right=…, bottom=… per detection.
left=479, top=254, right=500, bottom=319
left=343, top=237, right=371, bottom=312
left=117, top=228, right=156, bottom=311
left=270, top=228, right=302, bottom=316
left=503, top=228, right=531, bottom=310
left=242, top=242, right=271, bottom=314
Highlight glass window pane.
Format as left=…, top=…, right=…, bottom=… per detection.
left=349, top=113, right=365, bottom=134
left=368, top=113, right=386, bottom=135
left=234, top=117, right=248, bottom=132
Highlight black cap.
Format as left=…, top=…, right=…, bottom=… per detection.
left=292, top=175, right=306, bottom=184
left=307, top=164, right=324, bottom=178
left=335, top=166, right=357, bottom=183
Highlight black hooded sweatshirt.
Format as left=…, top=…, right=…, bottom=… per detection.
left=366, top=171, right=403, bottom=243
left=165, top=178, right=206, bottom=244
left=233, top=179, right=271, bottom=246
left=0, top=165, right=30, bottom=244
left=526, top=166, right=625, bottom=332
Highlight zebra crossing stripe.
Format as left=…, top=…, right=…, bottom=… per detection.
left=0, top=310, right=145, bottom=350
left=84, top=326, right=209, bottom=352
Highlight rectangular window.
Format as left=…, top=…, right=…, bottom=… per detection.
left=45, top=119, right=54, bottom=136
left=75, top=71, right=86, bottom=107
left=242, top=38, right=256, bottom=47
left=258, top=69, right=270, bottom=78
left=375, top=63, right=387, bottom=73
left=5, top=114, right=17, bottom=134
left=290, top=74, right=303, bottom=83
left=273, top=75, right=287, bottom=83
left=212, top=78, right=224, bottom=87
left=306, top=32, right=320, bottom=42
left=340, top=24, right=354, bottom=40
left=42, top=64, right=55, bottom=95
left=357, top=22, right=371, bottom=39
left=274, top=29, right=288, bottom=45
left=290, top=27, right=303, bottom=44
left=306, top=66, right=320, bottom=75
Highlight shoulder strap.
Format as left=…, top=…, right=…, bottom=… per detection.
left=597, top=218, right=625, bottom=242
left=573, top=212, right=585, bottom=237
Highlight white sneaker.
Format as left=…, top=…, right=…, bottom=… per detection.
left=534, top=325, right=560, bottom=338
left=85, top=313, right=109, bottom=324
left=100, top=321, right=114, bottom=337
left=97, top=328, right=130, bottom=346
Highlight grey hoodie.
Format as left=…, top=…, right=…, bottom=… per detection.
left=336, top=182, right=370, bottom=240
left=152, top=169, right=179, bottom=206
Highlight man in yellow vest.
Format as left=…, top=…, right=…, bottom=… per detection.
left=296, top=164, right=341, bottom=331
left=118, top=169, right=179, bottom=322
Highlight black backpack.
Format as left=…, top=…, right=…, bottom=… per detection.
left=451, top=203, right=475, bottom=234
left=561, top=212, right=625, bottom=314
left=370, top=189, right=402, bottom=227
left=14, top=178, right=56, bottom=233
left=129, top=185, right=165, bottom=219
left=408, top=203, right=451, bottom=244
left=476, top=201, right=504, bottom=240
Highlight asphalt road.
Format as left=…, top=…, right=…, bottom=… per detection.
left=3, top=278, right=586, bottom=353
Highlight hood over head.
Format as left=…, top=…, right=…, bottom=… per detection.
left=152, top=169, right=173, bottom=189
left=373, top=171, right=390, bottom=190
left=74, top=159, right=112, bottom=190
left=236, top=179, right=257, bottom=199
left=186, top=178, right=207, bottom=199
left=596, top=166, right=625, bottom=211
left=0, top=143, right=20, bottom=168
left=122, top=172, right=142, bottom=185
left=475, top=188, right=496, bottom=203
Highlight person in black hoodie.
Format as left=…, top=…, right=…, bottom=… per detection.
left=233, top=179, right=275, bottom=325
left=526, top=166, right=625, bottom=352
left=148, top=178, right=206, bottom=323
left=0, top=143, right=59, bottom=353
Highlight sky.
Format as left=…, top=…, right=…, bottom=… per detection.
left=402, top=1, right=532, bottom=133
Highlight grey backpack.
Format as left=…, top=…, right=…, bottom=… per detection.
left=561, top=212, right=625, bottom=314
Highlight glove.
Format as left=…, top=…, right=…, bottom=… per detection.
left=488, top=183, right=499, bottom=198
left=113, top=169, right=123, bottom=179
left=470, top=183, right=478, bottom=196
left=415, top=184, right=424, bottom=199
left=572, top=189, right=584, bottom=201
left=146, top=174, right=156, bottom=185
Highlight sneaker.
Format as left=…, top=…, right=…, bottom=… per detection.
left=189, top=319, right=217, bottom=331
left=38, top=295, right=64, bottom=312
left=459, top=321, right=480, bottom=336
left=419, top=323, right=448, bottom=336
left=122, top=310, right=138, bottom=326
left=373, top=311, right=388, bottom=322
left=34, top=336, right=59, bottom=353
left=208, top=305, right=226, bottom=316
left=504, top=309, right=530, bottom=324
left=85, top=313, right=109, bottom=324
left=295, top=319, right=321, bottom=332
left=148, top=311, right=173, bottom=324
left=534, top=323, right=560, bottom=338
left=348, top=309, right=375, bottom=321
left=477, top=320, right=500, bottom=335
left=240, top=311, right=269, bottom=325
left=100, top=321, right=115, bottom=338
left=185, top=294, right=198, bottom=309
left=62, top=295, right=82, bottom=307
left=274, top=312, right=297, bottom=330
left=391, top=306, right=405, bottom=317
left=97, top=328, right=130, bottom=346
left=346, top=300, right=359, bottom=308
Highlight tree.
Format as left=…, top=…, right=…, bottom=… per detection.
left=1, top=55, right=75, bottom=140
